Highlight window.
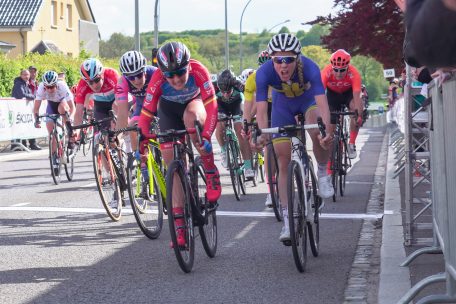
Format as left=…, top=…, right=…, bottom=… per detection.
left=60, top=2, right=64, bottom=19
left=51, top=1, right=57, bottom=26
left=66, top=4, right=73, bottom=28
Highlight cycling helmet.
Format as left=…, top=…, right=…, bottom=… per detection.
left=217, top=69, right=236, bottom=92
left=239, top=68, right=254, bottom=85
left=42, top=71, right=58, bottom=86
left=258, top=50, right=271, bottom=65
left=119, top=50, right=146, bottom=75
left=330, top=49, right=351, bottom=68
left=268, top=33, right=302, bottom=55
left=80, top=58, right=103, bottom=81
left=157, top=41, right=190, bottom=72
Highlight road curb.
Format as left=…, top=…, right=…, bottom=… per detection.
left=0, top=149, right=48, bottom=162
left=377, top=129, right=411, bottom=303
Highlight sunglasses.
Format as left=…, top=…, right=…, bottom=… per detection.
left=87, top=77, right=102, bottom=85
left=163, top=67, right=188, bottom=78
left=221, top=89, right=233, bottom=94
left=333, top=67, right=347, bottom=73
left=45, top=85, right=56, bottom=90
left=125, top=71, right=145, bottom=81
left=272, top=56, right=297, bottom=64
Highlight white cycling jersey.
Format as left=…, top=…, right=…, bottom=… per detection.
left=36, top=81, right=73, bottom=103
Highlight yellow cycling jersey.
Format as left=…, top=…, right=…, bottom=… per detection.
left=244, top=70, right=272, bottom=103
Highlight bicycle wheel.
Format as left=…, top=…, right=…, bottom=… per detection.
left=64, top=132, right=74, bottom=181
left=287, top=160, right=308, bottom=273
left=92, top=142, right=122, bottom=221
left=195, top=156, right=217, bottom=258
left=49, top=131, right=62, bottom=185
left=331, top=140, right=340, bottom=202
left=227, top=139, right=241, bottom=201
left=267, top=144, right=282, bottom=221
left=234, top=141, right=246, bottom=196
left=166, top=160, right=195, bottom=273
left=127, top=155, right=163, bottom=239
left=339, top=139, right=350, bottom=197
left=306, top=160, right=320, bottom=257
left=250, top=154, right=258, bottom=187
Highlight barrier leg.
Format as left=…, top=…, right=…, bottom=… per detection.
left=397, top=273, right=446, bottom=304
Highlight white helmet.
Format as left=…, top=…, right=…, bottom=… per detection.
left=119, top=51, right=147, bottom=75
left=268, top=33, right=302, bottom=55
left=239, top=68, right=254, bottom=85
left=42, top=71, right=58, bottom=86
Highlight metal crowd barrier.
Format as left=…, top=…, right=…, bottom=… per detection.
left=399, top=74, right=456, bottom=303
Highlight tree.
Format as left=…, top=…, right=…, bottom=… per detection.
left=309, top=0, right=405, bottom=74
left=301, top=46, right=331, bottom=69
left=100, top=33, right=135, bottom=58
left=301, top=25, right=330, bottom=47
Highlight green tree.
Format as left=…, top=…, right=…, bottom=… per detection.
left=301, top=45, right=331, bottom=69
left=100, top=33, right=135, bottom=58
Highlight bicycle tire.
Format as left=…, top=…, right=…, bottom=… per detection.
left=287, top=160, right=308, bottom=273
left=267, top=144, right=282, bottom=222
left=64, top=133, right=74, bottom=181
left=233, top=140, right=246, bottom=196
left=92, top=142, right=122, bottom=221
left=306, top=160, right=320, bottom=257
left=227, top=139, right=241, bottom=201
left=166, top=160, right=195, bottom=273
left=331, top=140, right=340, bottom=202
left=195, top=157, right=217, bottom=258
left=127, top=155, right=163, bottom=239
left=251, top=154, right=258, bottom=187
left=339, top=139, right=348, bottom=197
left=49, top=131, right=62, bottom=185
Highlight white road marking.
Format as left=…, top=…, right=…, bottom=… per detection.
left=0, top=206, right=383, bottom=220
left=10, top=203, right=31, bottom=207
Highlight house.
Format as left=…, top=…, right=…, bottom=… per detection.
left=0, top=0, right=99, bottom=58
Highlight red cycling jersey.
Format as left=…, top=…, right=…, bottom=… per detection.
left=74, top=68, right=119, bottom=105
left=321, top=64, right=362, bottom=94
left=140, top=59, right=217, bottom=140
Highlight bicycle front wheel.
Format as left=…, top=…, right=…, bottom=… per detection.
left=49, top=132, right=62, bottom=185
left=306, top=160, right=320, bottom=257
left=339, top=140, right=349, bottom=197
left=227, top=139, right=241, bottom=201
left=267, top=144, right=282, bottom=221
left=93, top=143, right=122, bottom=221
left=64, top=142, right=74, bottom=181
left=195, top=157, right=217, bottom=258
left=287, top=160, right=308, bottom=273
left=127, top=155, right=163, bottom=239
left=166, top=160, right=195, bottom=273
left=331, top=140, right=340, bottom=202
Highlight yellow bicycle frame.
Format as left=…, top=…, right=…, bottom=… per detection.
left=136, top=138, right=166, bottom=200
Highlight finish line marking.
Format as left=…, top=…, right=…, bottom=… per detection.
left=0, top=206, right=383, bottom=220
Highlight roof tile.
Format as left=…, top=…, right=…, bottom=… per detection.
left=0, top=0, right=43, bottom=27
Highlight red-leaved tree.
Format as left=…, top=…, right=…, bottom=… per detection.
left=309, top=0, right=405, bottom=74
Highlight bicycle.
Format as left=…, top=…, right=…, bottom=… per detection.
left=243, top=119, right=265, bottom=186
left=218, top=113, right=246, bottom=201
left=37, top=113, right=75, bottom=185
left=126, top=123, right=166, bottom=240
left=256, top=115, right=325, bottom=272
left=72, top=114, right=136, bottom=221
left=78, top=108, right=94, bottom=156
left=153, top=121, right=217, bottom=273
left=330, top=110, right=356, bottom=202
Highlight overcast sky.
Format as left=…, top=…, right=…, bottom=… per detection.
left=89, top=0, right=336, bottom=40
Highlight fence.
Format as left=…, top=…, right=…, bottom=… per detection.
left=398, top=74, right=456, bottom=303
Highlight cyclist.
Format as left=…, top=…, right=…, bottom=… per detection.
left=33, top=71, right=75, bottom=153
left=73, top=58, right=120, bottom=137
left=215, top=69, right=254, bottom=178
left=321, top=49, right=363, bottom=159
left=239, top=68, right=254, bottom=87
left=254, top=33, right=333, bottom=243
left=116, top=50, right=158, bottom=154
left=243, top=49, right=274, bottom=207
left=138, top=41, right=221, bottom=248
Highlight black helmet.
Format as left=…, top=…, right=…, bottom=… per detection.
left=217, top=69, right=235, bottom=92
left=157, top=41, right=190, bottom=72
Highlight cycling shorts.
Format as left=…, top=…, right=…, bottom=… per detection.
left=94, top=100, right=113, bottom=131
left=327, top=88, right=354, bottom=124
left=218, top=101, right=243, bottom=123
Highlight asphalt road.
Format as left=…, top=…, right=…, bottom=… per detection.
left=0, top=124, right=386, bottom=304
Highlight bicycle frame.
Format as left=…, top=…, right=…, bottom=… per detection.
left=143, top=138, right=166, bottom=200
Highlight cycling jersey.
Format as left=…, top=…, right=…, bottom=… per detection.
left=256, top=55, right=325, bottom=139
left=216, top=88, right=244, bottom=105
left=115, top=65, right=157, bottom=103
left=74, top=68, right=119, bottom=105
left=244, top=70, right=272, bottom=103
left=321, top=64, right=362, bottom=94
left=216, top=89, right=244, bottom=122
left=36, top=82, right=73, bottom=103
left=141, top=59, right=217, bottom=140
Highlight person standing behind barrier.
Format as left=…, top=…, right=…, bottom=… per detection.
left=254, top=33, right=333, bottom=243
left=11, top=69, right=42, bottom=151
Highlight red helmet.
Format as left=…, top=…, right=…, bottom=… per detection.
left=330, top=49, right=351, bottom=68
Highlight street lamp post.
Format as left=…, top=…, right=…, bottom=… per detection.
left=134, top=0, right=140, bottom=51
left=224, top=0, right=229, bottom=69
left=239, top=0, right=253, bottom=74
left=154, top=0, right=159, bottom=48
left=267, top=19, right=290, bottom=32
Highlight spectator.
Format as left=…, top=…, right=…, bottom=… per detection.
left=28, top=66, right=38, bottom=95
left=11, top=69, right=42, bottom=150
left=57, top=72, right=66, bottom=82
